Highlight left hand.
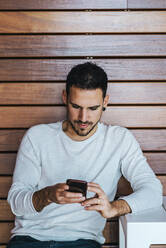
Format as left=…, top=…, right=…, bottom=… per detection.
left=81, top=182, right=113, bottom=218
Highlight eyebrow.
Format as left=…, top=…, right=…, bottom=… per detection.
left=70, top=101, right=101, bottom=109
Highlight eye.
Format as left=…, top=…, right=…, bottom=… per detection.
left=72, top=104, right=80, bottom=109
left=89, top=106, right=99, bottom=111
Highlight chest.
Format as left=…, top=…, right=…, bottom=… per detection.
left=38, top=136, right=122, bottom=195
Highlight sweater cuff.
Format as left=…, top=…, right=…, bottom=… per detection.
left=118, top=195, right=139, bottom=214
left=30, top=191, right=40, bottom=214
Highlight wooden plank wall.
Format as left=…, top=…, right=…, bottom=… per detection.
left=0, top=1, right=166, bottom=247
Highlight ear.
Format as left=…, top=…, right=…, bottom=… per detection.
left=62, top=90, right=67, bottom=105
left=103, top=95, right=109, bottom=108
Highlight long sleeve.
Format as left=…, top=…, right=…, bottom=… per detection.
left=119, top=129, right=163, bottom=214
left=7, top=129, right=41, bottom=216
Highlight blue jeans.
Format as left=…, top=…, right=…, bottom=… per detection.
left=7, top=235, right=102, bottom=248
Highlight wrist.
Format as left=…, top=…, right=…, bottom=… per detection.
left=109, top=199, right=131, bottom=218
left=32, top=187, right=52, bottom=212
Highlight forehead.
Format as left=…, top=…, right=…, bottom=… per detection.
left=68, top=86, right=103, bottom=105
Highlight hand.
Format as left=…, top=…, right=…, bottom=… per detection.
left=81, top=182, right=113, bottom=218
left=47, top=183, right=85, bottom=204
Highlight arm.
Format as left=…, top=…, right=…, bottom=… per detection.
left=118, top=129, right=163, bottom=213
left=8, top=127, right=85, bottom=215
left=82, top=129, right=163, bottom=217
left=7, top=129, right=42, bottom=216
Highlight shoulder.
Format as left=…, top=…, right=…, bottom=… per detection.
left=101, top=122, right=129, bottom=137
left=100, top=123, right=137, bottom=144
left=25, top=122, right=62, bottom=142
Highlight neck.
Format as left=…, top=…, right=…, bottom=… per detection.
left=62, top=120, right=98, bottom=141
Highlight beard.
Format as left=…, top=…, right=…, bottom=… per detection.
left=69, top=119, right=99, bottom=137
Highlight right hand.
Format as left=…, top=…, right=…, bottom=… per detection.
left=46, top=183, right=85, bottom=204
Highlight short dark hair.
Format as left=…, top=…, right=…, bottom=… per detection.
left=66, top=62, right=108, bottom=98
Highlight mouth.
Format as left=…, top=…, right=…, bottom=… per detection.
left=78, top=123, right=89, bottom=129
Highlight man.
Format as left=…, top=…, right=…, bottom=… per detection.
left=7, top=62, right=162, bottom=248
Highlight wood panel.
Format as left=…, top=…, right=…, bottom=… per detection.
left=1, top=83, right=166, bottom=105
left=0, top=223, right=14, bottom=244
left=1, top=175, right=166, bottom=198
left=128, top=0, right=166, bottom=9
left=0, top=153, right=165, bottom=175
left=0, top=83, right=65, bottom=105
left=0, top=221, right=118, bottom=244
left=1, top=12, right=166, bottom=33
left=0, top=177, right=12, bottom=197
left=0, top=106, right=166, bottom=128
left=0, top=154, right=16, bottom=175
left=0, top=200, right=14, bottom=220
left=1, top=129, right=166, bottom=152
left=1, top=35, right=166, bottom=57
left=0, top=130, right=25, bottom=152
left=145, top=153, right=166, bottom=174
left=103, top=222, right=118, bottom=243
left=1, top=59, right=166, bottom=81
left=0, top=0, right=126, bottom=10
left=131, top=130, right=166, bottom=151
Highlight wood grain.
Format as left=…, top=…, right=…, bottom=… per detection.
left=0, top=129, right=166, bottom=152
left=1, top=175, right=166, bottom=198
left=103, top=222, right=118, bottom=243
left=0, top=0, right=126, bottom=10
left=0, top=154, right=16, bottom=174
left=0, top=153, right=165, bottom=175
left=102, top=106, right=166, bottom=128
left=1, top=59, right=166, bottom=81
left=128, top=0, right=166, bottom=9
left=0, top=223, right=14, bottom=244
left=0, top=106, right=166, bottom=128
left=131, top=129, right=166, bottom=151
left=0, top=130, right=25, bottom=152
left=0, top=177, right=12, bottom=197
left=0, top=200, right=14, bottom=220
left=1, top=12, right=166, bottom=33
left=1, top=83, right=166, bottom=105
left=1, top=35, right=166, bottom=57
left=145, top=153, right=166, bottom=174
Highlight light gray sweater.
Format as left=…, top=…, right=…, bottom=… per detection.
left=7, top=122, right=163, bottom=244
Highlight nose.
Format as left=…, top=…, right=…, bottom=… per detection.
left=79, top=108, right=87, bottom=122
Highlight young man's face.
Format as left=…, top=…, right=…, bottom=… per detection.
left=62, top=86, right=108, bottom=140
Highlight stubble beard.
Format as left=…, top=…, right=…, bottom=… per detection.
left=69, top=119, right=100, bottom=137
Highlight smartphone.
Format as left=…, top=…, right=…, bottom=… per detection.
left=66, top=179, right=87, bottom=197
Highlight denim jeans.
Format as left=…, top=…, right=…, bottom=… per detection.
left=7, top=235, right=102, bottom=248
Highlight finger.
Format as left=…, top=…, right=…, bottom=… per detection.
left=63, top=191, right=84, bottom=198
left=84, top=205, right=104, bottom=211
left=88, top=182, right=101, bottom=187
left=63, top=196, right=85, bottom=204
left=81, top=197, right=104, bottom=206
left=87, top=185, right=104, bottom=197
left=56, top=183, right=69, bottom=192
